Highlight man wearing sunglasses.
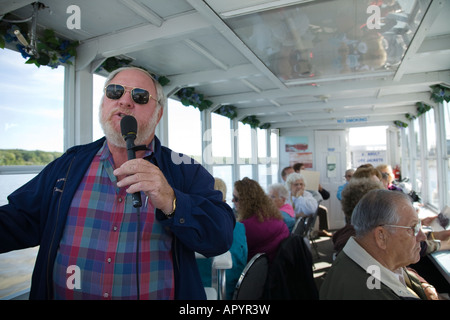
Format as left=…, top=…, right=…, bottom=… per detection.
left=320, top=189, right=440, bottom=300
left=0, top=67, right=235, bottom=300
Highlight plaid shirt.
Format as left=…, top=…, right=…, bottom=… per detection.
left=53, top=141, right=174, bottom=300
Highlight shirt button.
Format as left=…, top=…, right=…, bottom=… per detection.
left=107, top=257, right=112, bottom=263
left=113, top=226, right=118, bottom=231
left=118, top=197, right=123, bottom=203
left=103, top=292, right=109, bottom=298
left=179, top=218, right=185, bottom=224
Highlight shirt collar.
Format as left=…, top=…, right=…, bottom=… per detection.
left=343, top=237, right=419, bottom=299
left=98, top=139, right=155, bottom=162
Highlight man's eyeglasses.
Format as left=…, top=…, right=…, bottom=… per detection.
left=104, top=84, right=158, bottom=105
left=381, top=220, right=422, bottom=237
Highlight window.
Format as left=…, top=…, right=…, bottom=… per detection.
left=211, top=112, right=232, bottom=165
left=413, top=117, right=422, bottom=193
left=92, top=74, right=106, bottom=141
left=0, top=48, right=64, bottom=166
left=212, top=165, right=233, bottom=204
left=237, top=122, right=252, bottom=164
left=237, top=122, right=254, bottom=180
left=167, top=99, right=202, bottom=164
left=0, top=48, right=64, bottom=299
left=349, top=126, right=387, bottom=168
left=211, top=112, right=234, bottom=203
left=424, top=108, right=438, bottom=208
left=271, top=130, right=280, bottom=183
left=444, top=102, right=450, bottom=205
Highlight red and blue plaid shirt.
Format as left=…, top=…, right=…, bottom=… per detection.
left=53, top=141, right=174, bottom=300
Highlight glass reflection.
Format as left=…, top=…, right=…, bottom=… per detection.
left=224, top=0, right=431, bottom=82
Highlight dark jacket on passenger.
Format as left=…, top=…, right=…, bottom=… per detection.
left=0, top=137, right=235, bottom=300
left=265, top=235, right=319, bottom=300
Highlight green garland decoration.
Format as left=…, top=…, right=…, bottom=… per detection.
left=241, top=115, right=260, bottom=128
left=416, top=102, right=432, bottom=117
left=96, top=57, right=171, bottom=87
left=430, top=84, right=450, bottom=103
left=175, top=87, right=213, bottom=111
left=394, top=85, right=449, bottom=129
left=214, top=105, right=238, bottom=120
left=0, top=23, right=78, bottom=68
left=259, top=123, right=271, bottom=129
left=394, top=120, right=408, bottom=128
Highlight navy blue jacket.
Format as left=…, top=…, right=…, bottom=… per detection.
left=0, top=137, right=235, bottom=299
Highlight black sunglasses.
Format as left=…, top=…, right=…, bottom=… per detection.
left=104, top=84, right=158, bottom=105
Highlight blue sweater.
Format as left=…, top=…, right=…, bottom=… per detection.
left=0, top=137, right=235, bottom=300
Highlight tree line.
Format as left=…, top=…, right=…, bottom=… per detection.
left=0, top=149, right=62, bottom=165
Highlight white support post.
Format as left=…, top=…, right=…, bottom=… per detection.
left=64, top=64, right=93, bottom=150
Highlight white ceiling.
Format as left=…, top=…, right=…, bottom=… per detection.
left=1, top=0, right=449, bottom=135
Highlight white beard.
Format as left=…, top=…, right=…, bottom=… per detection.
left=99, top=106, right=160, bottom=148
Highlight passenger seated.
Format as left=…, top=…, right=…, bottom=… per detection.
left=268, top=183, right=296, bottom=232
left=376, top=164, right=403, bottom=191
left=233, top=177, right=290, bottom=263
left=285, top=172, right=318, bottom=219
left=197, top=178, right=248, bottom=299
left=336, top=168, right=354, bottom=200
left=321, top=189, right=440, bottom=300
left=352, top=165, right=382, bottom=182
left=333, top=177, right=384, bottom=253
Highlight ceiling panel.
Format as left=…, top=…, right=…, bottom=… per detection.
left=0, top=0, right=448, bottom=133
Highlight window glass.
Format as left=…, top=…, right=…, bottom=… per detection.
left=271, top=130, right=280, bottom=182
left=238, top=122, right=252, bottom=164
left=414, top=117, right=421, bottom=157
left=212, top=165, right=233, bottom=204
left=0, top=48, right=64, bottom=165
left=258, top=164, right=269, bottom=192
left=167, top=99, right=202, bottom=164
left=448, top=159, right=450, bottom=204
left=211, top=112, right=232, bottom=164
left=425, top=108, right=436, bottom=157
left=239, top=164, right=253, bottom=180
left=427, top=159, right=439, bottom=209
left=257, top=128, right=267, bottom=160
left=444, top=101, right=450, bottom=157
left=93, top=74, right=106, bottom=141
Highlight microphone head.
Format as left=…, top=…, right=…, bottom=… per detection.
left=120, top=115, right=138, bottom=140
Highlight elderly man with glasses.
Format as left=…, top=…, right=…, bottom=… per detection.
left=320, top=189, right=440, bottom=300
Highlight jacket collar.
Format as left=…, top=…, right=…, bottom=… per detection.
left=343, top=237, right=420, bottom=299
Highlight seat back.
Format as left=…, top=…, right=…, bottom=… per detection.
left=233, top=253, right=269, bottom=300
left=304, top=208, right=319, bottom=239
left=266, top=235, right=319, bottom=299
left=292, top=205, right=319, bottom=238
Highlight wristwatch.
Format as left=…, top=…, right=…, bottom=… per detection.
left=164, top=197, right=176, bottom=218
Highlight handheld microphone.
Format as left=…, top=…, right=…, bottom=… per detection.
left=120, top=115, right=142, bottom=208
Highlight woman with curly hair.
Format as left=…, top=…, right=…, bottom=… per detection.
left=233, top=177, right=290, bottom=263
left=332, top=177, right=384, bottom=253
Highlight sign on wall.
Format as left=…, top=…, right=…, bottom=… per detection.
left=285, top=136, right=313, bottom=168
left=352, top=150, right=386, bottom=167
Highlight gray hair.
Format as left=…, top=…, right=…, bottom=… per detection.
left=268, top=183, right=289, bottom=199
left=102, top=66, right=167, bottom=110
left=351, top=189, right=412, bottom=237
left=285, top=172, right=307, bottom=189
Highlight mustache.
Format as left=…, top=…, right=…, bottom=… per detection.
left=106, top=108, right=134, bottom=120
